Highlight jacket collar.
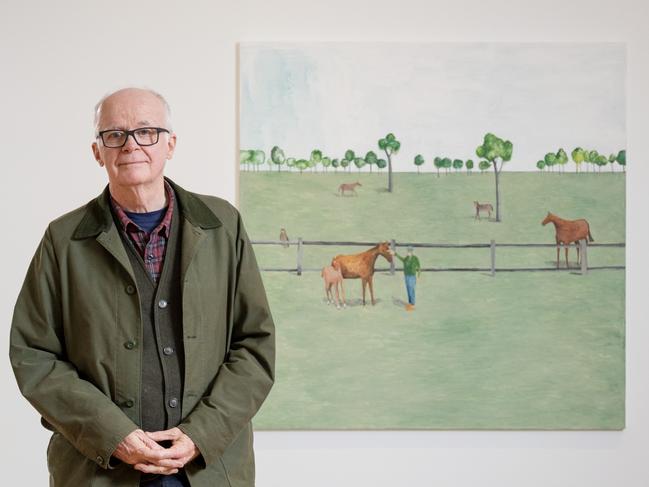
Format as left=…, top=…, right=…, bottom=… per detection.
left=72, top=177, right=222, bottom=240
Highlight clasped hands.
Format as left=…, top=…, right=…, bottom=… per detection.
left=112, top=427, right=200, bottom=475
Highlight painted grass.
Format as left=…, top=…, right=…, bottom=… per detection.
left=240, top=171, right=625, bottom=429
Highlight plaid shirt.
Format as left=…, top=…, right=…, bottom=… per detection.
left=110, top=181, right=175, bottom=283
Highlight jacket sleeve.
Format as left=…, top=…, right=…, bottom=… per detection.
left=178, top=210, right=276, bottom=468
left=9, top=226, right=139, bottom=469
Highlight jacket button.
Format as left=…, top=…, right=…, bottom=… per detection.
left=123, top=399, right=134, bottom=408
left=168, top=398, right=178, bottom=408
left=125, top=285, right=135, bottom=295
left=158, top=299, right=168, bottom=309
left=124, top=340, right=137, bottom=350
left=163, top=346, right=174, bottom=356
left=96, top=455, right=104, bottom=464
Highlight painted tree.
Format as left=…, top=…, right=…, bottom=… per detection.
left=571, top=147, right=586, bottom=173
left=466, top=159, right=474, bottom=175
left=331, top=158, right=340, bottom=172
left=452, top=159, right=463, bottom=173
left=322, top=156, right=332, bottom=173
left=285, top=157, right=296, bottom=172
left=414, top=154, right=425, bottom=174
left=617, top=149, right=626, bottom=172
left=250, top=150, right=265, bottom=172
left=354, top=157, right=366, bottom=173
left=587, top=150, right=600, bottom=173
left=544, top=152, right=557, bottom=173
left=442, top=157, right=452, bottom=175
left=536, top=160, right=545, bottom=172
left=343, top=149, right=355, bottom=173
left=478, top=160, right=491, bottom=174
left=475, top=133, right=513, bottom=222
left=608, top=153, right=617, bottom=172
left=365, top=151, right=378, bottom=174
left=295, top=159, right=309, bottom=174
left=310, top=149, right=322, bottom=173
left=270, top=146, right=285, bottom=172
left=556, top=148, right=568, bottom=174
left=378, top=133, right=401, bottom=192
left=433, top=157, right=443, bottom=177
left=595, top=154, right=608, bottom=172
left=376, top=158, right=387, bottom=173
left=239, top=150, right=253, bottom=172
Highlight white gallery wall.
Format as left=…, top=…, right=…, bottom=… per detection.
left=1, top=0, right=647, bottom=485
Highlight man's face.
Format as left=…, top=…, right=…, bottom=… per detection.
left=92, top=89, right=176, bottom=190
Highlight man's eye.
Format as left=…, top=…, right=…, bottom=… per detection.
left=136, top=128, right=155, bottom=136
left=106, top=131, right=125, bottom=139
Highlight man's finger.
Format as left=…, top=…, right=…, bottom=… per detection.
left=143, top=444, right=186, bottom=461
left=140, top=435, right=165, bottom=450
left=133, top=463, right=179, bottom=475
left=145, top=429, right=180, bottom=442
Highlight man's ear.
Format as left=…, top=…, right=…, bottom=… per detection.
left=166, top=133, right=177, bottom=160
left=92, top=142, right=104, bottom=166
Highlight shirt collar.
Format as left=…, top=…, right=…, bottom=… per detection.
left=110, top=180, right=175, bottom=237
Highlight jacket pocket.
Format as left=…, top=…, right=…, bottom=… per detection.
left=47, top=433, right=97, bottom=487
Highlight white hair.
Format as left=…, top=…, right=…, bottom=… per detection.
left=93, top=87, right=173, bottom=134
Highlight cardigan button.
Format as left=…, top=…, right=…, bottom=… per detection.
left=124, top=340, right=137, bottom=350
left=158, top=299, right=168, bottom=309
left=168, top=398, right=179, bottom=408
left=163, top=346, right=174, bottom=356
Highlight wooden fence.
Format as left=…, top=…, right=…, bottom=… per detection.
left=250, top=239, right=625, bottom=276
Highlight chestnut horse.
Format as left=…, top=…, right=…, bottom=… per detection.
left=331, top=242, right=393, bottom=305
left=338, top=182, right=362, bottom=196
left=541, top=212, right=594, bottom=268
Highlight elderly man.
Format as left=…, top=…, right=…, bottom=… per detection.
left=10, top=88, right=275, bottom=487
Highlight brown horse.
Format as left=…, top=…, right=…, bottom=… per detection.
left=338, top=182, right=362, bottom=196
left=331, top=242, right=393, bottom=305
left=541, top=212, right=594, bottom=268
left=321, top=265, right=346, bottom=308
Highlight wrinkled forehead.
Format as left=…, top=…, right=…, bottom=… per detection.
left=97, top=91, right=167, bottom=130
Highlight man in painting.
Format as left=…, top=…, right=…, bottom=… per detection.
left=393, top=246, right=421, bottom=311
left=10, top=87, right=275, bottom=487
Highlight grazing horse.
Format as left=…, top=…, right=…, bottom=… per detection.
left=474, top=201, right=493, bottom=220
left=321, top=265, right=346, bottom=309
left=338, top=182, right=362, bottom=196
left=541, top=212, right=594, bottom=268
left=331, top=241, right=393, bottom=305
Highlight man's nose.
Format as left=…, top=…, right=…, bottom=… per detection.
left=121, top=133, right=140, bottom=152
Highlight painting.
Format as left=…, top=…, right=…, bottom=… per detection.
left=238, top=43, right=626, bottom=429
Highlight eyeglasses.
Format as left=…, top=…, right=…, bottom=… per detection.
left=97, top=127, right=170, bottom=148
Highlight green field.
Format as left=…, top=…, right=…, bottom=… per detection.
left=240, top=171, right=625, bottom=429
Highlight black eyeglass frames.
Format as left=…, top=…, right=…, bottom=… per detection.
left=96, top=127, right=170, bottom=148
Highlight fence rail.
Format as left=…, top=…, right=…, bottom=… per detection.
left=251, top=239, right=625, bottom=276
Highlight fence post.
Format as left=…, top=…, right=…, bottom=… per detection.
left=390, top=239, right=396, bottom=275
left=580, top=239, right=588, bottom=275
left=297, top=237, right=303, bottom=276
left=490, top=240, right=496, bottom=276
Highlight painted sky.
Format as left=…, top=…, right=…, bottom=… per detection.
left=240, top=43, right=625, bottom=172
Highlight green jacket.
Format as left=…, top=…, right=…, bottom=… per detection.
left=395, top=253, right=421, bottom=276
left=10, top=177, right=275, bottom=487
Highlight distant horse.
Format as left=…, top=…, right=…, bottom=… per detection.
left=338, top=182, right=362, bottom=196
left=331, top=241, right=393, bottom=305
left=541, top=212, right=594, bottom=268
left=321, top=265, right=345, bottom=309
left=474, top=201, right=493, bottom=220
